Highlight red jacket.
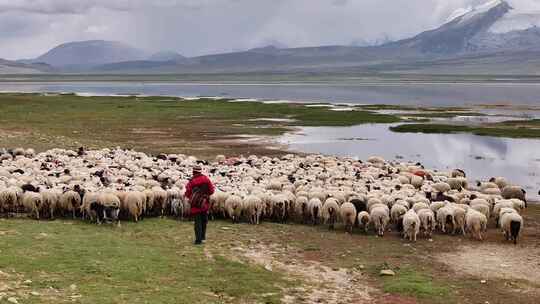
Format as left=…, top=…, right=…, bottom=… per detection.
left=185, top=174, right=215, bottom=215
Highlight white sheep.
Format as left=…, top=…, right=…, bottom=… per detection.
left=500, top=212, right=523, bottom=244
left=22, top=192, right=43, bottom=219
left=489, top=176, right=508, bottom=190
left=465, top=209, right=487, bottom=241
left=339, top=202, right=357, bottom=233
left=370, top=206, right=390, bottom=237
left=402, top=209, right=420, bottom=242
left=470, top=203, right=490, bottom=220
left=123, top=191, right=144, bottom=222
left=410, top=175, right=424, bottom=189
left=271, top=194, right=288, bottom=223
left=0, top=187, right=19, bottom=213
left=357, top=211, right=370, bottom=233
left=40, top=188, right=60, bottom=219
left=321, top=198, right=340, bottom=229
left=447, top=177, right=467, bottom=191
left=436, top=205, right=455, bottom=234
left=60, top=190, right=82, bottom=219
left=453, top=207, right=467, bottom=235
left=307, top=197, right=322, bottom=225
left=412, top=202, right=429, bottom=213
left=171, top=198, right=184, bottom=220
left=244, top=195, right=264, bottom=225
left=225, top=195, right=244, bottom=223
left=418, top=209, right=435, bottom=238
left=432, top=182, right=451, bottom=194
left=429, top=201, right=446, bottom=215
left=295, top=196, right=310, bottom=224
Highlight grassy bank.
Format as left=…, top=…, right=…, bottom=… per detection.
left=390, top=122, right=540, bottom=139
left=0, top=93, right=399, bottom=158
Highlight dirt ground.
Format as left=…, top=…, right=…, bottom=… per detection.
left=236, top=243, right=375, bottom=304
left=437, top=244, right=540, bottom=284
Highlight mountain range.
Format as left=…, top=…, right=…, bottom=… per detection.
left=2, top=0, right=540, bottom=75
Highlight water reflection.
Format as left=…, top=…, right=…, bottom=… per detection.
left=279, top=124, right=540, bottom=199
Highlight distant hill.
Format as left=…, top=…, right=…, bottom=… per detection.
left=32, top=40, right=148, bottom=68
left=148, top=51, right=186, bottom=62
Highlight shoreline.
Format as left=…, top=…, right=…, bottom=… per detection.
left=1, top=90, right=540, bottom=111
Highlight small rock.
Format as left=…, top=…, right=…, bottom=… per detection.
left=428, top=239, right=433, bottom=242
left=500, top=264, right=510, bottom=268
left=69, top=284, right=77, bottom=291
left=481, top=280, right=487, bottom=284
left=264, top=264, right=273, bottom=271
left=7, top=297, right=19, bottom=304
left=23, top=280, right=32, bottom=284
left=358, top=265, right=365, bottom=270
left=380, top=269, right=395, bottom=276
left=30, top=291, right=40, bottom=296
left=221, top=227, right=231, bottom=231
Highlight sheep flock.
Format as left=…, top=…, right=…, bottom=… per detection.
left=0, top=147, right=530, bottom=244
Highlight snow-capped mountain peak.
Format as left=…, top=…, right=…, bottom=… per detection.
left=447, top=0, right=540, bottom=34
left=456, top=0, right=506, bottom=24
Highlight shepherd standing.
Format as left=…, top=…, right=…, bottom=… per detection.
left=185, top=165, right=215, bottom=245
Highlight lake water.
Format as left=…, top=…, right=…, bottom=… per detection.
left=278, top=124, right=540, bottom=200
left=1, top=81, right=540, bottom=106
left=0, top=80, right=538, bottom=199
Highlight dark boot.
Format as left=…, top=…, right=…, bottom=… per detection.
left=201, top=212, right=208, bottom=242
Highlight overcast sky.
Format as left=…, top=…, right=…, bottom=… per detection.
left=0, top=0, right=537, bottom=60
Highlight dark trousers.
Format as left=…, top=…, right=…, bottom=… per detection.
left=194, top=212, right=208, bottom=243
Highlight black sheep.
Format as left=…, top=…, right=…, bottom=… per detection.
left=21, top=184, right=38, bottom=193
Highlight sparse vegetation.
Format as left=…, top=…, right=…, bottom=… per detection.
left=390, top=123, right=540, bottom=139
left=0, top=93, right=400, bottom=158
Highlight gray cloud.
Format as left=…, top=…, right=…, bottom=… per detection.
left=0, top=0, right=537, bottom=60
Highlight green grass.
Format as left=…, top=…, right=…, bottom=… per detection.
left=402, top=112, right=486, bottom=118
left=389, top=123, right=540, bottom=139
left=357, top=104, right=470, bottom=112
left=381, top=268, right=451, bottom=300
left=0, top=218, right=290, bottom=304
left=497, top=119, right=540, bottom=127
